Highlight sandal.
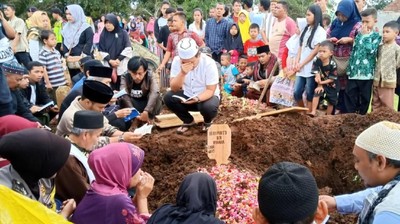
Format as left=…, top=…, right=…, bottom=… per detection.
left=176, top=122, right=196, bottom=134
left=201, top=122, right=212, bottom=132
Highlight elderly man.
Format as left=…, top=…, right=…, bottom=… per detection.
left=56, top=110, right=104, bottom=204
left=320, top=121, right=400, bottom=223
left=269, top=0, right=296, bottom=59
left=163, top=38, right=220, bottom=134
left=57, top=80, right=142, bottom=147
left=205, top=2, right=231, bottom=62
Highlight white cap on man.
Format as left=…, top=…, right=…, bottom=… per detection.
left=177, top=38, right=199, bottom=59
left=356, top=121, right=400, bottom=160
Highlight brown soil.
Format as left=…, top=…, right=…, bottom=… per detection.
left=136, top=96, right=400, bottom=224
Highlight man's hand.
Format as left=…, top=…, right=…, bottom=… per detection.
left=137, top=111, right=149, bottom=122
left=30, top=105, right=41, bottom=113
left=319, top=195, right=337, bottom=212
left=60, top=199, right=76, bottom=219
left=115, top=108, right=133, bottom=119
left=45, top=83, right=53, bottom=90
left=337, top=37, right=353, bottom=45
left=242, top=79, right=251, bottom=84
left=123, top=132, right=143, bottom=143
left=181, top=62, right=194, bottom=75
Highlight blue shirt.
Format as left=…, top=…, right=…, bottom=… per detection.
left=335, top=187, right=400, bottom=223
left=205, top=18, right=231, bottom=54
left=71, top=76, right=86, bottom=92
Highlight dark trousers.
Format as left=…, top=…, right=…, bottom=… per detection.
left=344, top=79, right=373, bottom=115
left=14, top=52, right=32, bottom=68
left=163, top=90, right=219, bottom=124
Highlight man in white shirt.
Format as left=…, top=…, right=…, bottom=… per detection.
left=163, top=37, right=220, bottom=134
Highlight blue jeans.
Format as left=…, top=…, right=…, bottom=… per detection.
left=294, top=76, right=316, bottom=102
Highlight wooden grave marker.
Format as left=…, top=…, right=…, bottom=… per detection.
left=207, top=124, right=231, bottom=165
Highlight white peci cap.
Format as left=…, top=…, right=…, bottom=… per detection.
left=355, top=121, right=400, bottom=160
left=177, top=38, right=199, bottom=59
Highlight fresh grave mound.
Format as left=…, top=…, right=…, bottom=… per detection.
left=137, top=97, right=400, bottom=223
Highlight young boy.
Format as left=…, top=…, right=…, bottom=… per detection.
left=237, top=55, right=248, bottom=74
left=373, top=21, right=400, bottom=110
left=21, top=61, right=57, bottom=125
left=38, top=30, right=69, bottom=101
left=345, top=8, right=381, bottom=115
left=244, top=24, right=265, bottom=63
left=234, top=62, right=256, bottom=97
left=309, top=40, right=338, bottom=116
left=220, top=53, right=239, bottom=94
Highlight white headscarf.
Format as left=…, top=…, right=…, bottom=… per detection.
left=61, top=4, right=90, bottom=50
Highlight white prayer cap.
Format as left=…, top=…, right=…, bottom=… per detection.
left=177, top=38, right=199, bottom=59
left=355, top=121, right=400, bottom=160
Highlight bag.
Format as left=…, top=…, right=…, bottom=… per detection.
left=333, top=56, right=349, bottom=76
left=269, top=71, right=296, bottom=107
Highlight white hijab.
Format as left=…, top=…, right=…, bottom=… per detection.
left=61, top=4, right=90, bottom=50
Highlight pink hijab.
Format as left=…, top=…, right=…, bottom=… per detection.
left=88, top=143, right=144, bottom=196
left=0, top=115, right=38, bottom=137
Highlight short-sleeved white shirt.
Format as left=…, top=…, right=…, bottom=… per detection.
left=297, top=26, right=326, bottom=78
left=171, top=53, right=220, bottom=98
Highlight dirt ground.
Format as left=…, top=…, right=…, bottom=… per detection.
left=135, top=96, right=400, bottom=223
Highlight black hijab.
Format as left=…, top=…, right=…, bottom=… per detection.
left=99, top=14, right=131, bottom=60
left=0, top=129, right=71, bottom=197
left=148, top=172, right=224, bottom=224
left=223, top=23, right=243, bottom=54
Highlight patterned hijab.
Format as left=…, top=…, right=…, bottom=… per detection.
left=62, top=4, right=91, bottom=49
left=89, top=143, right=144, bottom=196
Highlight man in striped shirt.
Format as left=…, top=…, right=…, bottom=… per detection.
left=38, top=29, right=68, bottom=101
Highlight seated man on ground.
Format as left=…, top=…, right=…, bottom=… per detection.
left=163, top=37, right=220, bottom=134
left=2, top=61, right=41, bottom=123
left=119, top=56, right=162, bottom=129
left=21, top=61, right=57, bottom=125
left=320, top=121, right=400, bottom=223
left=56, top=110, right=104, bottom=204
left=57, top=80, right=142, bottom=148
left=253, top=161, right=328, bottom=224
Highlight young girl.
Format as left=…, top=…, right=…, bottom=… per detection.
left=188, top=8, right=206, bottom=39
left=223, top=23, right=243, bottom=64
left=238, top=10, right=251, bottom=44
left=293, top=4, right=326, bottom=111
left=147, top=31, right=158, bottom=55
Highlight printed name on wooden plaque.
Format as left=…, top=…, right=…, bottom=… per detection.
left=207, top=124, right=231, bottom=165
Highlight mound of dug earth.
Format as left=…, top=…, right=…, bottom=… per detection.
left=137, top=97, right=400, bottom=223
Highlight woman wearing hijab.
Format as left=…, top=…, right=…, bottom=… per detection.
left=0, top=129, right=75, bottom=219
left=72, top=143, right=155, bottom=224
left=27, top=11, right=52, bottom=61
left=148, top=172, right=223, bottom=224
left=98, top=14, right=132, bottom=90
left=62, top=4, right=94, bottom=79
left=238, top=10, right=251, bottom=44
left=327, top=0, right=361, bottom=114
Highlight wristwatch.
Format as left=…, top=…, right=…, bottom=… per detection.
left=118, top=132, right=125, bottom=142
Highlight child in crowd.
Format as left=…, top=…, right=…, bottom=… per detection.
left=294, top=4, right=326, bottom=112
left=223, top=23, right=243, bottom=64
left=373, top=21, right=400, bottom=110
left=236, top=55, right=248, bottom=74
left=38, top=30, right=69, bottom=101
left=243, top=24, right=265, bottom=63
left=309, top=40, right=338, bottom=117
left=345, top=8, right=381, bottom=115
left=234, top=62, right=256, bottom=97
left=322, top=14, right=331, bottom=30
left=220, top=53, right=240, bottom=94
left=147, top=31, right=159, bottom=55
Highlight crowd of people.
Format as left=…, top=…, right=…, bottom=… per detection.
left=1, top=0, right=400, bottom=223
